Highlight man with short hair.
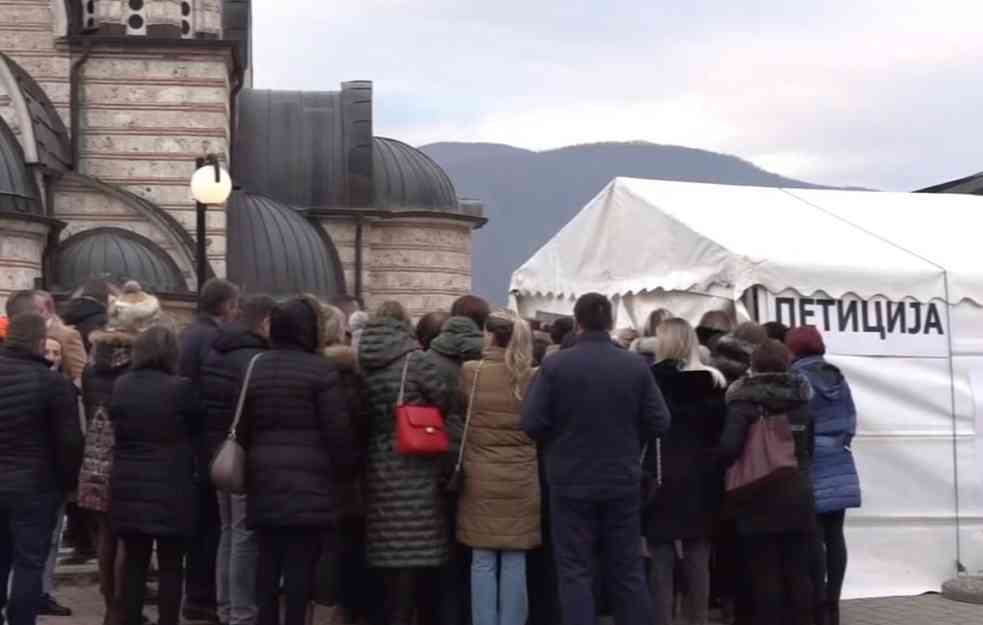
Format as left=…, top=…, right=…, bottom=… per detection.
left=0, top=313, right=84, bottom=625
left=522, top=293, right=671, bottom=625
left=6, top=291, right=86, bottom=385
left=201, top=295, right=276, bottom=625
left=180, top=278, right=241, bottom=624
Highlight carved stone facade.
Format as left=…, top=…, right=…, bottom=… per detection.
left=0, top=1, right=484, bottom=316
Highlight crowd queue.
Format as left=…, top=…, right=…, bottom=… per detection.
left=0, top=278, right=862, bottom=625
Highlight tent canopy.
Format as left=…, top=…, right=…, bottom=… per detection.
left=510, top=178, right=983, bottom=305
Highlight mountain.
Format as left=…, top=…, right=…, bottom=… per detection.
left=419, top=141, right=838, bottom=303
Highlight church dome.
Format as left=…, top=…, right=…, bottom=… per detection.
left=52, top=227, right=188, bottom=294
left=373, top=137, right=459, bottom=212
left=226, top=191, right=345, bottom=298
left=0, top=116, right=41, bottom=215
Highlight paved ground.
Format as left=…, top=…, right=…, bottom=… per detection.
left=39, top=581, right=983, bottom=625
left=43, top=548, right=983, bottom=625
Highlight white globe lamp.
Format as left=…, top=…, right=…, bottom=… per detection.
left=190, top=163, right=233, bottom=205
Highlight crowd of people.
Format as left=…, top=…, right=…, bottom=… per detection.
left=0, top=279, right=863, bottom=625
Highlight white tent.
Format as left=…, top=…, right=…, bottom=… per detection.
left=510, top=177, right=983, bottom=598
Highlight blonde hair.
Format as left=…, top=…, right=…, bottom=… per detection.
left=374, top=301, right=410, bottom=325
left=644, top=308, right=675, bottom=337
left=486, top=310, right=533, bottom=400
left=655, top=318, right=727, bottom=388
left=322, top=305, right=347, bottom=347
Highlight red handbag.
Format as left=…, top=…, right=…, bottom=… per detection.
left=395, top=352, right=449, bottom=456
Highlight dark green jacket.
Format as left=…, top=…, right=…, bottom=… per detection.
left=358, top=318, right=451, bottom=567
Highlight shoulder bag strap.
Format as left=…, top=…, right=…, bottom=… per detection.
left=454, top=360, right=484, bottom=473
left=398, top=351, right=414, bottom=406
left=229, top=353, right=264, bottom=440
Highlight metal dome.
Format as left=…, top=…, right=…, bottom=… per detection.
left=52, top=228, right=188, bottom=294
left=0, top=53, right=72, bottom=171
left=226, top=190, right=345, bottom=297
left=0, top=115, right=41, bottom=215
left=373, top=137, right=459, bottom=212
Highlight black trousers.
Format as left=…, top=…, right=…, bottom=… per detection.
left=744, top=532, right=814, bottom=625
left=185, top=483, right=220, bottom=611
left=119, top=535, right=185, bottom=625
left=255, top=529, right=323, bottom=625
left=813, top=511, right=847, bottom=624
left=551, top=492, right=652, bottom=625
left=379, top=567, right=439, bottom=625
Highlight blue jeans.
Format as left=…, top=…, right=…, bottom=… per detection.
left=217, top=493, right=258, bottom=625
left=471, top=549, right=528, bottom=625
left=0, top=492, right=61, bottom=625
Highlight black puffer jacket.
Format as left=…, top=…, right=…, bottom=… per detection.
left=242, top=298, right=355, bottom=529
left=63, top=298, right=107, bottom=353
left=720, top=372, right=816, bottom=535
left=200, top=326, right=269, bottom=458
left=0, top=347, right=83, bottom=496
left=110, top=369, right=203, bottom=537
left=644, top=361, right=726, bottom=543
left=359, top=317, right=451, bottom=568
left=179, top=315, right=221, bottom=386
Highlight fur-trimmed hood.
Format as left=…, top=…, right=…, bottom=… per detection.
left=88, top=330, right=136, bottom=373
left=711, top=334, right=757, bottom=382
left=726, top=372, right=812, bottom=413
left=105, top=283, right=161, bottom=334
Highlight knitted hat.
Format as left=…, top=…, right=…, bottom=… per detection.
left=785, top=325, right=826, bottom=357
left=105, top=281, right=162, bottom=335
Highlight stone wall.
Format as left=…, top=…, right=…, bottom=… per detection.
left=363, top=217, right=473, bottom=317
left=77, top=47, right=233, bottom=282
left=0, top=214, right=54, bottom=311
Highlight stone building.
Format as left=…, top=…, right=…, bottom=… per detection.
left=0, top=1, right=484, bottom=320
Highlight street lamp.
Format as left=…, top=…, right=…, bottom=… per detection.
left=190, top=155, right=232, bottom=293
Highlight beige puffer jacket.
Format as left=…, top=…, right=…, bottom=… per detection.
left=457, top=347, right=541, bottom=550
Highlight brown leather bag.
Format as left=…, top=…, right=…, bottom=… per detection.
left=725, top=409, right=798, bottom=492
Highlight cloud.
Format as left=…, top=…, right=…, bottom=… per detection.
left=252, top=1, right=983, bottom=190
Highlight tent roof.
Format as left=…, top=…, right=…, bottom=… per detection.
left=510, top=177, right=983, bottom=305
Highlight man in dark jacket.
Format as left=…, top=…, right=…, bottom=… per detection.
left=424, top=303, right=485, bottom=625
left=0, top=313, right=84, bottom=625
left=201, top=295, right=274, bottom=625
left=62, top=279, right=117, bottom=353
left=179, top=278, right=240, bottom=624
left=521, top=293, right=670, bottom=625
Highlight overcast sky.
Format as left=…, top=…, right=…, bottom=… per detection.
left=252, top=1, right=982, bottom=191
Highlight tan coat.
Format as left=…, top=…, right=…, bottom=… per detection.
left=49, top=319, right=87, bottom=384
left=457, top=347, right=541, bottom=550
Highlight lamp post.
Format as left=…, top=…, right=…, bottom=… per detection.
left=190, top=155, right=232, bottom=293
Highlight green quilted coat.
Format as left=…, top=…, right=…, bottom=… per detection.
left=358, top=318, right=451, bottom=568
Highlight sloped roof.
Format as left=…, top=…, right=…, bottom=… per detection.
left=0, top=115, right=41, bottom=215
left=917, top=171, right=983, bottom=195
left=52, top=227, right=188, bottom=294
left=226, top=190, right=345, bottom=297
left=0, top=53, right=72, bottom=171
left=511, top=177, right=954, bottom=304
